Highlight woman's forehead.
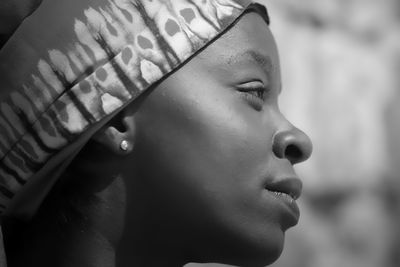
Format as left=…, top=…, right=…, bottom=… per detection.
left=196, top=13, right=279, bottom=71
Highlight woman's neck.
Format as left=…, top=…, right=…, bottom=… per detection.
left=5, top=174, right=188, bottom=267
left=115, top=222, right=186, bottom=267
left=7, top=220, right=186, bottom=267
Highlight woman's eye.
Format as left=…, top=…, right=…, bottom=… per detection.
left=237, top=81, right=268, bottom=111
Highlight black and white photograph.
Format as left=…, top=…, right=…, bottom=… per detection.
left=0, top=0, right=399, bottom=266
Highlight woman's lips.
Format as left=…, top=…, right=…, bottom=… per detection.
left=264, top=177, right=303, bottom=225
left=265, top=176, right=303, bottom=200
left=265, top=189, right=300, bottom=222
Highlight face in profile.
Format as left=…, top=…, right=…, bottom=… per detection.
left=120, top=11, right=312, bottom=267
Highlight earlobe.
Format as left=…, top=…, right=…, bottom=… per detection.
left=119, top=140, right=131, bottom=152
left=92, top=111, right=136, bottom=155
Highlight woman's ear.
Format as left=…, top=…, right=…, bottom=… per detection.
left=91, top=109, right=136, bottom=156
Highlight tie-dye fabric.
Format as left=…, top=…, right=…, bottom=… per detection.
left=0, top=0, right=257, bottom=216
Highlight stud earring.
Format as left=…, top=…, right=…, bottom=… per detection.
left=120, top=140, right=130, bottom=152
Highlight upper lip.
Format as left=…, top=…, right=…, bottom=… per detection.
left=264, top=177, right=303, bottom=200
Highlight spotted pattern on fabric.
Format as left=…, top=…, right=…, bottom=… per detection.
left=0, top=0, right=251, bottom=213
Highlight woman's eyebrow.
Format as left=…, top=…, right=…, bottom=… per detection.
left=228, top=49, right=273, bottom=78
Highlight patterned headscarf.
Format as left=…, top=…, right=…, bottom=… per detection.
left=0, top=0, right=269, bottom=220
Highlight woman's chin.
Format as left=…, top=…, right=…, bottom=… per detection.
left=201, top=226, right=286, bottom=267
left=237, top=222, right=286, bottom=266
left=238, top=234, right=285, bottom=266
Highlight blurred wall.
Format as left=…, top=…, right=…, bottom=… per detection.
left=187, top=0, right=400, bottom=267
left=265, top=1, right=400, bottom=267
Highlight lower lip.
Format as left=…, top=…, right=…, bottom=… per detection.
left=264, top=190, right=300, bottom=226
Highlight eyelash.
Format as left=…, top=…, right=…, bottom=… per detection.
left=243, top=88, right=266, bottom=100
left=237, top=81, right=268, bottom=110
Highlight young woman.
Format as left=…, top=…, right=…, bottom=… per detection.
left=0, top=0, right=312, bottom=266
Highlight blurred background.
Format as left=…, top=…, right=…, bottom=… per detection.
left=189, top=0, right=400, bottom=266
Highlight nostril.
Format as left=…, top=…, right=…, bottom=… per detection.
left=272, top=129, right=312, bottom=164
left=285, top=144, right=303, bottom=164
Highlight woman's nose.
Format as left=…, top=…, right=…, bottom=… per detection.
left=272, top=127, right=312, bottom=165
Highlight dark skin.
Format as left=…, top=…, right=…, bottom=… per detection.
left=5, top=12, right=312, bottom=267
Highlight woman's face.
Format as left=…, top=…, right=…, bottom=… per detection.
left=125, top=12, right=312, bottom=266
